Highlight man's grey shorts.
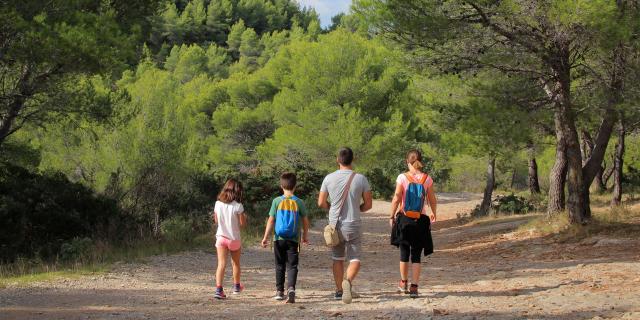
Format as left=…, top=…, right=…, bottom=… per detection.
left=331, top=228, right=362, bottom=262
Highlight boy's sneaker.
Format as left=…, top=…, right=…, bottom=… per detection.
left=333, top=290, right=343, bottom=300
left=398, top=280, right=409, bottom=294
left=286, top=289, right=296, bottom=304
left=273, top=290, right=285, bottom=300
left=232, top=283, right=244, bottom=294
left=409, top=284, right=419, bottom=298
left=214, top=287, right=226, bottom=300
left=341, top=279, right=353, bottom=304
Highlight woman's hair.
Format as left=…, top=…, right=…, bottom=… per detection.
left=217, top=178, right=244, bottom=203
left=406, top=149, right=424, bottom=171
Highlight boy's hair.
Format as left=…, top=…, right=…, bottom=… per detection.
left=217, top=178, right=243, bottom=203
left=280, top=172, right=297, bottom=191
left=337, top=147, right=354, bottom=166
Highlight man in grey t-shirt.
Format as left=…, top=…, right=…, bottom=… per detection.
left=318, top=147, right=372, bottom=304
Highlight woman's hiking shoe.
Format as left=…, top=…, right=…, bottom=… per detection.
left=273, top=291, right=285, bottom=300
left=398, top=280, right=409, bottom=294
left=409, top=284, right=419, bottom=298
left=341, top=279, right=353, bottom=304
left=333, top=290, right=343, bottom=300
left=286, top=289, right=296, bottom=304
left=232, top=283, right=244, bottom=294
left=214, top=287, right=226, bottom=300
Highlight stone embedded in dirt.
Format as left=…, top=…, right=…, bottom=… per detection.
left=594, top=238, right=631, bottom=247
left=330, top=311, right=342, bottom=317
left=580, top=237, right=600, bottom=246
left=433, top=309, right=449, bottom=315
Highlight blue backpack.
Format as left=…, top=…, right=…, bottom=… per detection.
left=275, top=196, right=300, bottom=238
left=403, top=173, right=429, bottom=219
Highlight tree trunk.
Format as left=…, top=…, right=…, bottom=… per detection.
left=510, top=169, right=517, bottom=190
left=611, top=119, right=625, bottom=206
left=153, top=211, right=161, bottom=238
left=603, top=162, right=615, bottom=187
left=581, top=127, right=615, bottom=196
left=594, top=168, right=606, bottom=193
left=478, top=157, right=496, bottom=216
left=547, top=137, right=567, bottom=214
left=561, top=105, right=588, bottom=223
left=528, top=156, right=541, bottom=194
left=0, top=91, right=29, bottom=147
left=0, top=66, right=31, bottom=146
left=543, top=65, right=586, bottom=222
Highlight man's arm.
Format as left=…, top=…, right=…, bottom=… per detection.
left=360, top=191, right=373, bottom=212
left=317, top=191, right=330, bottom=210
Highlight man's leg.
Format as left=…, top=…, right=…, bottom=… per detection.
left=332, top=241, right=346, bottom=292
left=346, top=259, right=360, bottom=282
left=333, top=260, right=345, bottom=290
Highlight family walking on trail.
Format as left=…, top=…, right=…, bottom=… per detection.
left=211, top=147, right=438, bottom=304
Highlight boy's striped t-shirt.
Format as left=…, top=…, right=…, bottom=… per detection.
left=268, top=195, right=307, bottom=242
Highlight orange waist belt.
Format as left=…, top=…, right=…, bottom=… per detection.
left=403, top=211, right=421, bottom=219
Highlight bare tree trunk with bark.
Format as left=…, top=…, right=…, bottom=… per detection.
left=528, top=156, right=541, bottom=194
left=612, top=119, right=625, bottom=206
left=478, top=157, right=496, bottom=216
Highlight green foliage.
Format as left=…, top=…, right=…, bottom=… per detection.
left=492, top=194, right=534, bottom=215
left=160, top=217, right=194, bottom=243
left=59, top=238, right=93, bottom=262
left=149, top=0, right=320, bottom=54
left=0, top=163, right=123, bottom=263
left=0, top=0, right=162, bottom=142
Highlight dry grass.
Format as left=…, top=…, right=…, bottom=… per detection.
left=516, top=202, right=640, bottom=242
left=0, top=234, right=213, bottom=287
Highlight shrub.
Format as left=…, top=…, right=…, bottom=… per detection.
left=160, top=216, right=194, bottom=243
left=59, top=237, right=93, bottom=262
left=0, top=163, right=123, bottom=263
left=492, top=194, right=534, bottom=214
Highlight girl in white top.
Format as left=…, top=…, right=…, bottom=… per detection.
left=213, top=178, right=247, bottom=299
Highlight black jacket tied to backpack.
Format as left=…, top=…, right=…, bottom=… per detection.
left=390, top=213, right=434, bottom=256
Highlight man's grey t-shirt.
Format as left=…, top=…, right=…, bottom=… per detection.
left=320, top=169, right=371, bottom=232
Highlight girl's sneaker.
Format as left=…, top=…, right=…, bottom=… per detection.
left=273, top=291, right=285, bottom=300
left=214, top=288, right=226, bottom=300
left=409, top=284, right=419, bottom=298
left=398, top=280, right=409, bottom=294
left=232, top=283, right=244, bottom=294
left=333, top=290, right=343, bottom=300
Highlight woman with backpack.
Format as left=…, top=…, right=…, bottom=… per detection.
left=389, top=149, right=438, bottom=298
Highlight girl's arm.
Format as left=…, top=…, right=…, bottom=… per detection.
left=239, top=212, right=247, bottom=228
left=213, top=211, right=218, bottom=224
left=427, top=186, right=437, bottom=222
left=261, top=216, right=275, bottom=247
left=389, top=182, right=403, bottom=227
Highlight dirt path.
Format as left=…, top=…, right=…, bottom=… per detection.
left=1, top=193, right=639, bottom=320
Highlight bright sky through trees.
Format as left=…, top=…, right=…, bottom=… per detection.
left=298, top=0, right=351, bottom=27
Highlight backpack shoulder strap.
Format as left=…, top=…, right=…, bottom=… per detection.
left=332, top=172, right=356, bottom=227
left=418, top=173, right=429, bottom=185
left=404, top=172, right=417, bottom=184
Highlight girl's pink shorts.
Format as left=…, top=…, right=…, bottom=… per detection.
left=216, top=236, right=241, bottom=251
